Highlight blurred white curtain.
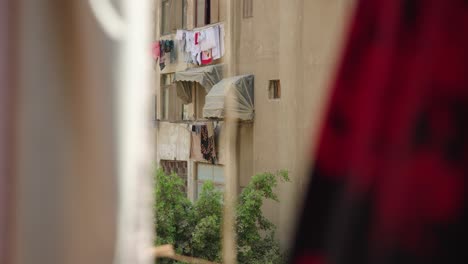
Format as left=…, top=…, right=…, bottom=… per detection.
left=5, top=1, right=153, bottom=264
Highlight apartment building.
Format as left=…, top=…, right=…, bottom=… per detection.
left=153, top=0, right=353, bottom=245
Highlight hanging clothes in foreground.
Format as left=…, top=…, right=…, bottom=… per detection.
left=292, top=0, right=468, bottom=263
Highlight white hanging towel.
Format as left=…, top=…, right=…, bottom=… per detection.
left=175, top=29, right=185, bottom=40
left=200, top=26, right=217, bottom=51
left=212, top=25, right=221, bottom=60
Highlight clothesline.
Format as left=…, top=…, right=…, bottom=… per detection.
left=190, top=21, right=224, bottom=31
left=158, top=22, right=224, bottom=40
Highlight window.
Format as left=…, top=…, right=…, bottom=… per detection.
left=268, top=80, right=281, bottom=99
left=195, top=0, right=219, bottom=27
left=161, top=0, right=187, bottom=35
left=160, top=73, right=186, bottom=121
left=243, top=0, right=253, bottom=18
left=196, top=163, right=224, bottom=198
left=160, top=160, right=188, bottom=193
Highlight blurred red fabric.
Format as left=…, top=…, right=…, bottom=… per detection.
left=292, top=0, right=468, bottom=263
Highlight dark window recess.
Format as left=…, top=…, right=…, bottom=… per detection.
left=196, top=0, right=219, bottom=27
left=205, top=0, right=211, bottom=25
left=268, top=80, right=281, bottom=99
left=243, top=0, right=253, bottom=18
left=160, top=160, right=188, bottom=193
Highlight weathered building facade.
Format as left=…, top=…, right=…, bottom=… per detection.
left=153, top=0, right=354, bottom=246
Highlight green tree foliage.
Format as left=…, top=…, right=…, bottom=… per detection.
left=154, top=168, right=290, bottom=263
left=236, top=170, right=289, bottom=264
left=191, top=181, right=223, bottom=262
left=154, top=169, right=192, bottom=263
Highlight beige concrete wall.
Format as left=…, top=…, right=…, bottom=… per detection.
left=233, top=0, right=355, bottom=248
left=237, top=123, right=253, bottom=188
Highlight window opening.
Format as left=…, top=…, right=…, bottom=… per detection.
left=196, top=163, right=224, bottom=198
left=243, top=0, right=253, bottom=18
left=268, top=80, right=281, bottom=99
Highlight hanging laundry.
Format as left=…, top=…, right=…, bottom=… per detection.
left=184, top=32, right=194, bottom=64
left=201, top=50, right=213, bottom=65
left=200, top=27, right=216, bottom=51
left=175, top=24, right=225, bottom=66
left=175, top=29, right=184, bottom=41
left=156, top=40, right=177, bottom=67
left=168, top=41, right=177, bottom=63
left=191, top=124, right=201, bottom=134
left=152, top=41, right=160, bottom=62
left=194, top=31, right=200, bottom=45
left=195, top=52, right=202, bottom=66
left=192, top=32, right=202, bottom=57
left=185, top=31, right=194, bottom=53
left=176, top=30, right=187, bottom=54
left=163, top=40, right=173, bottom=53
left=200, top=124, right=216, bottom=164
left=212, top=25, right=221, bottom=60
left=159, top=40, right=166, bottom=70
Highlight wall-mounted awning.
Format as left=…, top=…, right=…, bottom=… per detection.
left=174, top=64, right=224, bottom=104
left=203, top=74, right=254, bottom=121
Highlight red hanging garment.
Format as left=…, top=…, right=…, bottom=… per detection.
left=292, top=0, right=468, bottom=263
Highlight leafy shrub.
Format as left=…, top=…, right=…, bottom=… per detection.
left=154, top=170, right=192, bottom=263
left=191, top=182, right=223, bottom=262
left=154, top=168, right=290, bottom=263
left=236, top=170, right=289, bottom=264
